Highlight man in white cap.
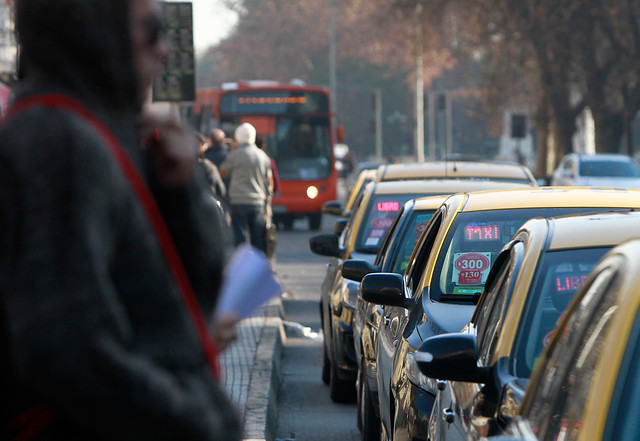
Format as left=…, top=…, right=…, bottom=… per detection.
left=219, top=122, right=273, bottom=252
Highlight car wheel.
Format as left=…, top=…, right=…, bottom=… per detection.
left=360, top=360, right=381, bottom=441
left=320, top=301, right=330, bottom=385
left=329, top=352, right=356, bottom=403
left=322, top=341, right=330, bottom=385
left=357, top=364, right=363, bottom=431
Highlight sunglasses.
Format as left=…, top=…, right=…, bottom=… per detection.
left=139, top=15, right=166, bottom=47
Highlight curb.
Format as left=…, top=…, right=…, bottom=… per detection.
left=242, top=296, right=285, bottom=441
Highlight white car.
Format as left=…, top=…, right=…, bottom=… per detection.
left=551, top=153, right=640, bottom=187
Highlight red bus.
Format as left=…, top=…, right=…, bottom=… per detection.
left=186, top=81, right=341, bottom=230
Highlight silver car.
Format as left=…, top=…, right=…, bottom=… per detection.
left=551, top=153, right=640, bottom=188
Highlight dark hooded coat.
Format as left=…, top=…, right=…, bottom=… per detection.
left=0, top=0, right=241, bottom=440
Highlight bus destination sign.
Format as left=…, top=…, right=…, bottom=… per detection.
left=220, top=91, right=329, bottom=115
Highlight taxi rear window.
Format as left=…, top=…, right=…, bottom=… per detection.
left=355, top=193, right=425, bottom=253
left=389, top=210, right=436, bottom=273
left=513, top=247, right=610, bottom=378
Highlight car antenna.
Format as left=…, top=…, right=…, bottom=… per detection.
left=446, top=152, right=457, bottom=174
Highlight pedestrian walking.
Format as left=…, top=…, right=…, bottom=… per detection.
left=204, top=128, right=229, bottom=169
left=255, top=134, right=279, bottom=261
left=219, top=123, right=273, bottom=253
left=198, top=134, right=227, bottom=202
left=0, top=0, right=242, bottom=440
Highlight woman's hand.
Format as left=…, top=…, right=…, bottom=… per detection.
left=140, top=109, right=199, bottom=185
left=213, top=312, right=240, bottom=353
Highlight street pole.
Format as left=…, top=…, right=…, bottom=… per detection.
left=427, top=91, right=435, bottom=159
left=446, top=91, right=452, bottom=157
left=415, top=1, right=425, bottom=163
left=329, top=0, right=337, bottom=117
left=375, top=88, right=383, bottom=161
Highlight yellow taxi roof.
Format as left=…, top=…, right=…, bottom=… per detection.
left=413, top=195, right=450, bottom=210
left=376, top=161, right=536, bottom=185
left=547, top=212, right=640, bottom=250
left=344, top=168, right=378, bottom=212
left=357, top=168, right=378, bottom=182
left=460, top=187, right=640, bottom=212
left=369, top=179, right=529, bottom=196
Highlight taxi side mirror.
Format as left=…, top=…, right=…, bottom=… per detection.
left=416, top=334, right=490, bottom=384
left=341, top=260, right=380, bottom=282
left=361, top=273, right=412, bottom=309
left=333, top=219, right=348, bottom=236
left=323, top=200, right=343, bottom=216
left=309, top=234, right=345, bottom=259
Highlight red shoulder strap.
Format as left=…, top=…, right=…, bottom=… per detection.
left=4, top=94, right=221, bottom=380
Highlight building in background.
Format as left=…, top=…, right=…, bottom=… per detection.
left=0, top=0, right=16, bottom=75
left=0, top=0, right=15, bottom=115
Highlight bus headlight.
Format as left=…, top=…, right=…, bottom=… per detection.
left=307, top=186, right=319, bottom=199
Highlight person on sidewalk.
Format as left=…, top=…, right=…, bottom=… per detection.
left=219, top=123, right=273, bottom=253
left=204, top=128, right=229, bottom=169
left=255, top=134, right=279, bottom=261
left=198, top=133, right=227, bottom=203
left=0, top=0, right=241, bottom=440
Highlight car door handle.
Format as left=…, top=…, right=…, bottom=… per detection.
left=443, top=408, right=455, bottom=424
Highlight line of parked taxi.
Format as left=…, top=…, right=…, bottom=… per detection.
left=310, top=160, right=640, bottom=441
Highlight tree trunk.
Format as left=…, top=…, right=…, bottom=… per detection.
left=625, top=114, right=635, bottom=157
left=534, top=100, right=550, bottom=178
left=553, top=111, right=575, bottom=167
left=592, top=109, right=624, bottom=153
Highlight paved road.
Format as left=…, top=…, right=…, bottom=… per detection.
left=274, top=215, right=360, bottom=441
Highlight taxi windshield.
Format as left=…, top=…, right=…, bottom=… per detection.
left=355, top=193, right=425, bottom=253
left=431, top=207, right=606, bottom=303
left=512, top=247, right=611, bottom=378
left=389, top=210, right=436, bottom=273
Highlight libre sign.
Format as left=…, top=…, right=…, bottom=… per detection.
left=152, top=1, right=195, bottom=102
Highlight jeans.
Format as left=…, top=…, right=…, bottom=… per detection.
left=230, top=204, right=267, bottom=252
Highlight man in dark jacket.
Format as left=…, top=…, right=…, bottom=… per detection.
left=204, top=128, right=229, bottom=169
left=0, top=0, right=242, bottom=440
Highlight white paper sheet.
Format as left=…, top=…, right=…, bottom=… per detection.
left=215, top=244, right=282, bottom=319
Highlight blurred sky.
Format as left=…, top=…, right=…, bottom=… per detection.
left=172, top=0, right=238, bottom=54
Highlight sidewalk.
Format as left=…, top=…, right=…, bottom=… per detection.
left=220, top=296, right=285, bottom=441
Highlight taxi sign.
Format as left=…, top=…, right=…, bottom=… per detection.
left=373, top=217, right=394, bottom=229
left=453, top=252, right=491, bottom=285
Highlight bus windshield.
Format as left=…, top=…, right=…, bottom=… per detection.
left=267, top=116, right=332, bottom=181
